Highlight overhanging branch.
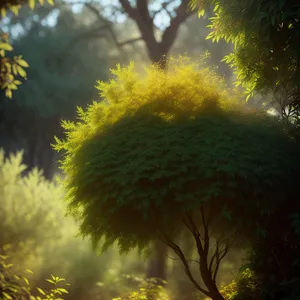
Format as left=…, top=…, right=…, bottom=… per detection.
left=83, top=3, right=143, bottom=49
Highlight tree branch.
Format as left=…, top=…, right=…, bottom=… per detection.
left=118, top=37, right=144, bottom=47
left=163, top=233, right=211, bottom=297
left=208, top=237, right=231, bottom=282
left=84, top=3, right=143, bottom=49
left=167, top=253, right=200, bottom=264
left=200, top=205, right=210, bottom=255
left=119, top=0, right=137, bottom=19
left=160, top=0, right=195, bottom=54
left=213, top=242, right=230, bottom=282
left=64, top=24, right=110, bottom=50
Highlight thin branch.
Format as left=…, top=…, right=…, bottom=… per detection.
left=208, top=236, right=231, bottom=282
left=64, top=24, right=110, bottom=50
left=160, top=0, right=195, bottom=53
left=166, top=253, right=200, bottom=264
left=84, top=3, right=143, bottom=49
left=118, top=37, right=143, bottom=47
left=185, top=211, right=204, bottom=256
left=200, top=205, right=210, bottom=255
left=163, top=233, right=211, bottom=297
left=213, top=242, right=230, bottom=281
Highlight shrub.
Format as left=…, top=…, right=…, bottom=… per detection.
left=0, top=148, right=65, bottom=264
left=0, top=253, right=69, bottom=300
left=112, top=275, right=170, bottom=300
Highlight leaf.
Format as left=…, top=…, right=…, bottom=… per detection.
left=39, top=0, right=45, bottom=5
left=17, top=65, right=27, bottom=77
left=0, top=43, right=13, bottom=51
left=47, top=0, right=54, bottom=5
left=17, top=59, right=29, bottom=68
left=4, top=263, right=13, bottom=268
left=23, top=276, right=29, bottom=285
left=14, top=80, right=22, bottom=85
left=37, top=287, right=46, bottom=295
left=10, top=5, right=21, bottom=15
left=29, top=0, right=35, bottom=9
left=9, top=83, right=18, bottom=90
left=12, top=64, right=18, bottom=75
left=5, top=89, right=12, bottom=99
left=2, top=292, right=13, bottom=299
left=1, top=8, right=6, bottom=18
left=56, top=288, right=69, bottom=294
left=46, top=279, right=55, bottom=284
left=197, top=9, right=205, bottom=18
left=26, top=269, right=34, bottom=274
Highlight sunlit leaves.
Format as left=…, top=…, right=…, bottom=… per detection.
left=190, top=0, right=300, bottom=117
left=0, top=0, right=55, bottom=99
left=0, top=254, right=69, bottom=300
left=113, top=276, right=170, bottom=300
left=0, top=149, right=67, bottom=272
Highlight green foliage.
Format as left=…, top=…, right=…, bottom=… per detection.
left=0, top=254, right=69, bottom=300
left=219, top=268, right=258, bottom=300
left=245, top=219, right=300, bottom=299
left=0, top=33, right=29, bottom=99
left=112, top=275, right=170, bottom=300
left=190, top=0, right=300, bottom=116
left=0, top=148, right=65, bottom=264
left=0, top=0, right=54, bottom=99
left=54, top=56, right=300, bottom=257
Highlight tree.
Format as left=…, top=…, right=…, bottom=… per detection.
left=72, top=0, right=195, bottom=67
left=190, top=0, right=300, bottom=125
left=53, top=56, right=300, bottom=300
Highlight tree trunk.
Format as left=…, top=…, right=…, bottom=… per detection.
left=200, top=256, right=225, bottom=300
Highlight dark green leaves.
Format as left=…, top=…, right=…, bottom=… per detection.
left=54, top=59, right=300, bottom=254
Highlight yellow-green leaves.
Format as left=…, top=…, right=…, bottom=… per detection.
left=0, top=253, right=69, bottom=299
left=0, top=35, right=28, bottom=99
left=29, top=0, right=35, bottom=9
left=0, top=50, right=29, bottom=98
left=28, top=0, right=54, bottom=9
left=0, top=0, right=55, bottom=99
left=0, top=42, right=13, bottom=52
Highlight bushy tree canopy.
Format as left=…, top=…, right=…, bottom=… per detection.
left=54, top=56, right=300, bottom=257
